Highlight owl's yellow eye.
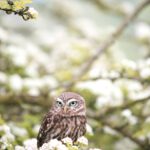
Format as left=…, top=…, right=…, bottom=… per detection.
left=68, top=101, right=78, bottom=107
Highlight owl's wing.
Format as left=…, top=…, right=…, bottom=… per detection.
left=37, top=112, right=54, bottom=148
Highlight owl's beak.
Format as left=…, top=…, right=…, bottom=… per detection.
left=63, top=106, right=68, bottom=113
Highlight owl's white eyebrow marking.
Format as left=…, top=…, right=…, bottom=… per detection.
left=56, top=98, right=64, bottom=103
left=67, top=98, right=78, bottom=105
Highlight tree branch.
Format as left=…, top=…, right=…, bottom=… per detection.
left=59, top=0, right=150, bottom=91
left=87, top=94, right=150, bottom=149
left=82, top=73, right=142, bottom=82
left=0, top=93, right=52, bottom=107
left=87, top=94, right=150, bottom=119
left=101, top=120, right=150, bottom=150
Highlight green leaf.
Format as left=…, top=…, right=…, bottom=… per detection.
left=0, top=0, right=11, bottom=9
left=13, top=0, right=32, bottom=10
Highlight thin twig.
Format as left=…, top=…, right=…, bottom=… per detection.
left=0, top=7, right=34, bottom=20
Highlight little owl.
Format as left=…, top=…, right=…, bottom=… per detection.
left=37, top=92, right=86, bottom=148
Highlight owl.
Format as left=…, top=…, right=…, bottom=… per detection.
left=37, top=92, right=86, bottom=148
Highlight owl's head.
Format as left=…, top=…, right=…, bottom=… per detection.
left=52, top=92, right=86, bottom=116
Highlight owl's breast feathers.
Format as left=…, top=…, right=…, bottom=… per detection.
left=37, top=112, right=86, bottom=148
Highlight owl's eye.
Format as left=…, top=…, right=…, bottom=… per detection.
left=56, top=99, right=64, bottom=107
left=68, top=100, right=78, bottom=107
left=56, top=101, right=63, bottom=107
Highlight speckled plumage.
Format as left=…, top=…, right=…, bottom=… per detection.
left=37, top=92, right=86, bottom=148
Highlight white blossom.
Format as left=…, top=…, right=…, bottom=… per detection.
left=40, top=139, right=68, bottom=150
left=0, top=133, right=15, bottom=143
left=25, top=63, right=39, bottom=77
left=6, top=45, right=28, bottom=67
left=0, top=125, right=15, bottom=149
left=121, top=59, right=137, bottom=71
left=0, top=72, right=7, bottom=83
left=0, top=125, right=10, bottom=133
left=116, top=80, right=142, bottom=98
left=62, top=137, right=73, bottom=145
left=140, top=67, right=150, bottom=79
left=96, top=96, right=109, bottom=108
left=0, top=125, right=15, bottom=142
left=77, top=136, right=88, bottom=146
left=23, top=78, right=43, bottom=89
left=135, top=22, right=150, bottom=41
left=0, top=27, right=8, bottom=41
left=122, top=109, right=131, bottom=117
left=77, top=80, right=116, bottom=95
left=12, top=51, right=28, bottom=67
left=145, top=117, right=150, bottom=123
left=109, top=71, right=120, bottom=78
left=39, top=143, right=49, bottom=150
left=33, top=124, right=40, bottom=134
left=9, top=75, right=23, bottom=91
left=28, top=7, right=38, bottom=19
left=146, top=58, right=150, bottom=66
left=23, top=138, right=38, bottom=150
left=41, top=76, right=58, bottom=88
left=129, top=89, right=150, bottom=100
left=11, top=125, right=28, bottom=137
left=95, top=84, right=123, bottom=108
left=27, top=87, right=40, bottom=96
left=15, top=146, right=25, bottom=150
left=86, top=124, right=93, bottom=135
left=121, top=109, right=138, bottom=125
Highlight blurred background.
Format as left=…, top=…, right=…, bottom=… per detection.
left=0, top=0, right=150, bottom=150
